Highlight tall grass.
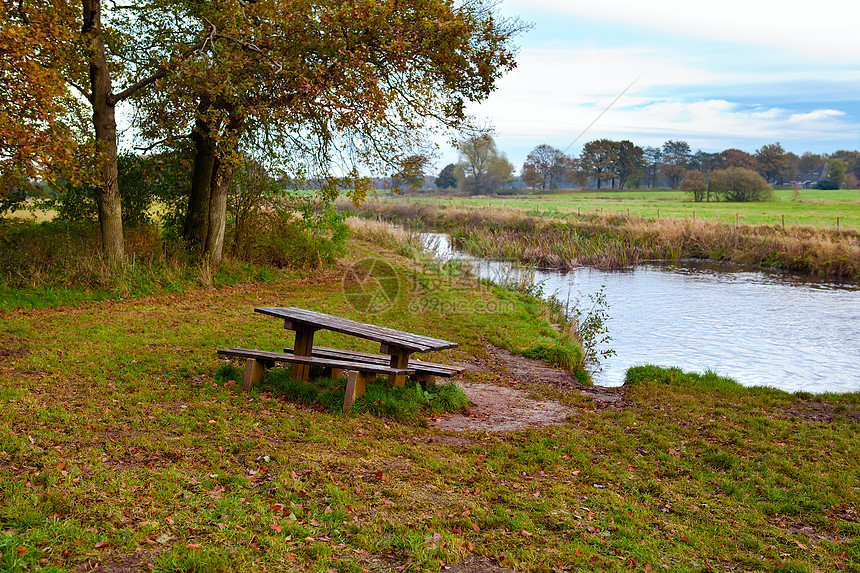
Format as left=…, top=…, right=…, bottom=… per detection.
left=349, top=199, right=860, bottom=279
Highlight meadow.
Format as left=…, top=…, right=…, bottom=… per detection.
left=400, top=188, right=860, bottom=231
left=1, top=223, right=859, bottom=572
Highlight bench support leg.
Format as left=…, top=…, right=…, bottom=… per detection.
left=343, top=370, right=372, bottom=412
left=329, top=368, right=347, bottom=379
left=243, top=358, right=266, bottom=392
left=417, top=373, right=437, bottom=387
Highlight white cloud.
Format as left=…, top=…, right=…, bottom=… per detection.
left=504, top=0, right=860, bottom=60
left=466, top=47, right=856, bottom=152
left=789, top=110, right=846, bottom=122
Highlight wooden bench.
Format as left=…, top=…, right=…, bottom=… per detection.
left=284, top=346, right=463, bottom=385
left=217, top=347, right=414, bottom=412
left=255, top=307, right=457, bottom=387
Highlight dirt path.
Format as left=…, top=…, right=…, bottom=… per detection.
left=431, top=343, right=625, bottom=433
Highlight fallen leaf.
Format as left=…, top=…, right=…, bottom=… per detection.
left=185, top=543, right=201, bottom=549
left=520, top=530, right=532, bottom=537
left=794, top=540, right=808, bottom=550
left=94, top=541, right=109, bottom=549
left=15, top=546, right=27, bottom=556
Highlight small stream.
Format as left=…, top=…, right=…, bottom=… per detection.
left=421, top=232, right=860, bottom=393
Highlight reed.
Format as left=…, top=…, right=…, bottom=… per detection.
left=350, top=199, right=860, bottom=279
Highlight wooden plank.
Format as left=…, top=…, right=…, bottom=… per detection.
left=218, top=348, right=413, bottom=375
left=255, top=307, right=457, bottom=352
left=283, top=346, right=463, bottom=377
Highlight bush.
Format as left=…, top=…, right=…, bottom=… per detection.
left=709, top=167, right=773, bottom=202
left=680, top=171, right=708, bottom=202
left=815, top=180, right=839, bottom=190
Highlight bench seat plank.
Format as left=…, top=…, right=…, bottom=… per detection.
left=284, top=346, right=463, bottom=377
left=217, top=347, right=413, bottom=375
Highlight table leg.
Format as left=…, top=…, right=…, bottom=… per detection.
left=387, top=349, right=410, bottom=388
left=291, top=326, right=316, bottom=381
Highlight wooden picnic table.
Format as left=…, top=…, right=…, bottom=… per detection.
left=254, top=307, right=458, bottom=387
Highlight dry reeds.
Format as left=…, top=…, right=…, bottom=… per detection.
left=351, top=200, right=860, bottom=279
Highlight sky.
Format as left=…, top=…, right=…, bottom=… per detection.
left=436, top=0, right=860, bottom=172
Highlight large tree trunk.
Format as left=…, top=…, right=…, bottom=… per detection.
left=204, top=113, right=244, bottom=266
left=184, top=97, right=215, bottom=248
left=82, top=0, right=124, bottom=263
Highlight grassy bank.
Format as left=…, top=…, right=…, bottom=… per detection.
left=350, top=199, right=860, bottom=279
left=1, top=233, right=859, bottom=572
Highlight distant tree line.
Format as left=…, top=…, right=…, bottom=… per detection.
left=425, top=137, right=860, bottom=199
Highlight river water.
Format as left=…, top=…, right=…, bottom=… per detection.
left=421, top=233, right=860, bottom=393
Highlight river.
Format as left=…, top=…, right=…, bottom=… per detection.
left=421, top=233, right=860, bottom=393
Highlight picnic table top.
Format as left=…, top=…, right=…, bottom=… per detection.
left=255, top=306, right=458, bottom=353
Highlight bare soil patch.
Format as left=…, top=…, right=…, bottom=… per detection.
left=783, top=401, right=860, bottom=423
left=432, top=343, right=626, bottom=433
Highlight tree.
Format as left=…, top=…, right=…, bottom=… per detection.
left=832, top=150, right=860, bottom=175
left=154, top=0, right=522, bottom=264
left=755, top=143, right=786, bottom=184
left=824, top=158, right=848, bottom=189
left=391, top=155, right=429, bottom=191
left=680, top=170, right=708, bottom=202
left=580, top=139, right=617, bottom=189
left=642, top=146, right=662, bottom=188
left=710, top=167, right=773, bottom=202
left=719, top=148, right=757, bottom=171
left=434, top=164, right=457, bottom=189
left=690, top=150, right=719, bottom=174
left=1, top=0, right=218, bottom=262
left=521, top=144, right=568, bottom=191
left=3, top=0, right=522, bottom=266
left=782, top=151, right=800, bottom=183
left=797, top=152, right=825, bottom=174
left=660, top=140, right=690, bottom=188
left=612, top=140, right=644, bottom=189
left=455, top=134, right=513, bottom=194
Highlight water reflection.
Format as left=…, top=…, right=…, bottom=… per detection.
left=421, top=233, right=860, bottom=394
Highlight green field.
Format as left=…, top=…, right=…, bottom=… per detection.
left=403, top=188, right=860, bottom=230
left=1, top=229, right=859, bottom=572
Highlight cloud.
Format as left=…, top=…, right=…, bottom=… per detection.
left=789, top=110, right=846, bottom=122
left=504, top=0, right=860, bottom=60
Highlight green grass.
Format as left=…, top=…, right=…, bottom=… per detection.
left=408, top=188, right=860, bottom=230
left=0, top=235, right=858, bottom=572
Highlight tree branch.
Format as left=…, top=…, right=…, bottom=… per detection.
left=213, top=29, right=283, bottom=74
left=134, top=134, right=188, bottom=154
left=111, top=21, right=218, bottom=104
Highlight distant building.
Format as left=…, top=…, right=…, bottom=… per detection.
left=790, top=167, right=825, bottom=189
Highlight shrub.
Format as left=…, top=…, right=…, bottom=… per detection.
left=709, top=167, right=773, bottom=202
left=680, top=170, right=708, bottom=202
left=815, top=180, right=839, bottom=190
